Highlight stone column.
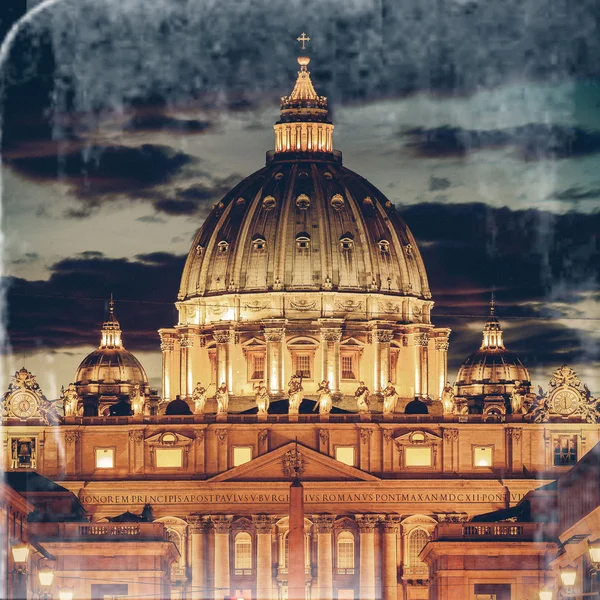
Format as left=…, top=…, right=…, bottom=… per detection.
left=313, top=515, right=335, bottom=600
left=320, top=327, right=342, bottom=394
left=373, top=329, right=394, bottom=393
left=435, top=336, right=449, bottom=401
left=180, top=333, right=194, bottom=398
left=357, top=515, right=378, bottom=600
left=214, top=330, right=233, bottom=393
left=264, top=326, right=285, bottom=395
left=188, top=516, right=209, bottom=599
left=415, top=333, right=429, bottom=398
left=381, top=516, right=400, bottom=600
left=253, top=515, right=275, bottom=600
left=211, top=516, right=232, bottom=600
left=159, top=334, right=175, bottom=401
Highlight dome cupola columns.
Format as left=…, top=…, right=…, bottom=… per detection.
left=100, top=294, right=123, bottom=349
left=274, top=34, right=333, bottom=154
left=481, top=294, right=504, bottom=350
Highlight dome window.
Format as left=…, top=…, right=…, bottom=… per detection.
left=298, top=171, right=309, bottom=178
left=217, top=241, right=229, bottom=254
left=195, top=245, right=204, bottom=257
left=262, top=195, right=277, bottom=210
left=324, top=171, right=333, bottom=179
left=274, top=172, right=284, bottom=180
left=236, top=197, right=246, bottom=207
left=295, top=232, right=311, bottom=251
left=363, top=196, right=374, bottom=206
left=378, top=239, right=390, bottom=253
left=340, top=232, right=354, bottom=250
left=331, top=194, right=344, bottom=210
left=296, top=194, right=311, bottom=210
left=252, top=235, right=266, bottom=251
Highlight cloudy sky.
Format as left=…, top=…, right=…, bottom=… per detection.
left=2, top=0, right=599, bottom=398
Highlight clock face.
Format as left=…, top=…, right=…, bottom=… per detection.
left=551, top=388, right=579, bottom=416
left=10, top=391, right=38, bottom=419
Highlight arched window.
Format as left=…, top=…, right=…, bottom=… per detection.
left=408, top=529, right=429, bottom=567
left=234, top=532, right=252, bottom=573
left=217, top=240, right=229, bottom=254
left=337, top=531, right=355, bottom=572
left=295, top=232, right=311, bottom=251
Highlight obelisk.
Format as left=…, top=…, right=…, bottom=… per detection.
left=288, top=477, right=305, bottom=600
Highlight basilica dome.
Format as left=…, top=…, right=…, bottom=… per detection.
left=75, top=300, right=149, bottom=414
left=178, top=57, right=430, bottom=301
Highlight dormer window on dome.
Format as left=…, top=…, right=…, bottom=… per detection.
left=340, top=233, right=354, bottom=250
left=331, top=194, right=344, bottom=210
left=252, top=235, right=266, bottom=251
left=262, top=195, right=277, bottom=211
left=378, top=239, right=390, bottom=253
left=217, top=241, right=229, bottom=254
left=296, top=194, right=310, bottom=210
left=295, top=232, right=310, bottom=251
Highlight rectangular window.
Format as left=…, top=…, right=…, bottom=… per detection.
left=156, top=448, right=183, bottom=468
left=233, top=446, right=253, bottom=467
left=338, top=591, right=355, bottom=600
left=335, top=446, right=355, bottom=467
left=474, top=583, right=511, bottom=600
left=553, top=435, right=577, bottom=466
left=249, top=353, right=265, bottom=381
left=341, top=354, right=356, bottom=380
left=95, top=448, right=114, bottom=469
left=295, top=354, right=312, bottom=379
left=405, top=446, right=432, bottom=467
left=473, top=446, right=493, bottom=468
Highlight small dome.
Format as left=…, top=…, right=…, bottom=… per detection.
left=74, top=298, right=149, bottom=404
left=456, top=299, right=530, bottom=387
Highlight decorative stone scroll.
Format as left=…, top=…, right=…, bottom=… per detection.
left=313, top=514, right=336, bottom=532
left=373, top=329, right=394, bottom=343
left=253, top=514, right=275, bottom=533
left=290, top=298, right=318, bottom=311
left=356, top=514, right=379, bottom=533
left=211, top=515, right=233, bottom=533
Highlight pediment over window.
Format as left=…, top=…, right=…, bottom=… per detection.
left=144, top=431, right=194, bottom=448
left=208, top=442, right=380, bottom=483
left=393, top=430, right=442, bottom=446
left=340, top=337, right=364, bottom=348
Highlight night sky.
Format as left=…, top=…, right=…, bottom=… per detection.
left=2, top=0, right=599, bottom=398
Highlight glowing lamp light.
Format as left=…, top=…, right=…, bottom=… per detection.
left=539, top=590, right=553, bottom=600
left=11, top=542, right=30, bottom=565
left=38, top=567, right=55, bottom=588
left=588, top=538, right=600, bottom=565
left=59, top=587, right=74, bottom=600
left=560, top=566, right=577, bottom=587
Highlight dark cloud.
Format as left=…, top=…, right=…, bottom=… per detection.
left=11, top=252, right=40, bottom=265
left=429, top=176, right=451, bottom=191
left=124, top=113, right=212, bottom=134
left=152, top=176, right=243, bottom=216
left=4, top=251, right=187, bottom=352
left=552, top=186, right=600, bottom=202
left=404, top=124, right=600, bottom=161
left=136, top=214, right=167, bottom=224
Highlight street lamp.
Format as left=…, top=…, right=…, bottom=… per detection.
left=539, top=590, right=553, bottom=600
left=588, top=538, right=600, bottom=570
left=560, top=565, right=577, bottom=598
left=11, top=542, right=30, bottom=600
left=58, top=588, right=73, bottom=600
left=37, top=567, right=54, bottom=599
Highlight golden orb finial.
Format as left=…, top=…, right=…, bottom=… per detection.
left=298, top=55, right=311, bottom=67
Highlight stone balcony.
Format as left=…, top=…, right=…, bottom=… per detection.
left=29, top=521, right=167, bottom=541
left=433, top=522, right=540, bottom=541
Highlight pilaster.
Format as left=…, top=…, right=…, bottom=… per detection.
left=313, top=515, right=335, bottom=600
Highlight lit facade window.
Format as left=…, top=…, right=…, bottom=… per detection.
left=337, top=531, right=355, bottom=572
left=336, top=446, right=355, bottom=467
left=553, top=435, right=578, bottom=466
left=408, top=528, right=429, bottom=568
left=473, top=446, right=493, bottom=467
left=405, top=446, right=432, bottom=467
left=248, top=352, right=266, bottom=381
left=341, top=354, right=357, bottom=380
left=95, top=448, right=114, bottom=469
left=294, top=354, right=312, bottom=379
left=233, top=446, right=253, bottom=467
left=155, top=448, right=183, bottom=468
left=234, top=532, right=252, bottom=573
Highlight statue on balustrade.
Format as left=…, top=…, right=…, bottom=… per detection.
left=315, top=380, right=332, bottom=414
left=61, top=383, right=80, bottom=417
left=382, top=381, right=398, bottom=415
left=355, top=381, right=370, bottom=413
left=254, top=381, right=270, bottom=414
left=288, top=375, right=304, bottom=414
left=215, top=382, right=229, bottom=413
left=510, top=380, right=526, bottom=414
left=441, top=382, right=455, bottom=415
left=129, top=383, right=145, bottom=415
left=192, top=382, right=209, bottom=414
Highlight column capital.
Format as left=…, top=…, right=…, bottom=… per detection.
left=443, top=428, right=459, bottom=442
left=372, top=329, right=394, bottom=343
left=179, top=334, right=194, bottom=348
left=355, top=514, right=379, bottom=533
left=213, top=329, right=234, bottom=344
left=263, top=327, right=285, bottom=342
left=380, top=515, right=401, bottom=533
left=211, top=515, right=233, bottom=533
left=312, top=514, right=336, bottom=533
left=253, top=514, right=276, bottom=534
left=187, top=515, right=210, bottom=533
left=320, top=327, right=343, bottom=342
left=434, top=337, right=449, bottom=350
left=414, top=332, right=429, bottom=347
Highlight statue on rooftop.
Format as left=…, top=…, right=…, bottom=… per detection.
left=192, top=382, right=209, bottom=414
left=315, top=380, right=332, bottom=414
left=254, top=381, right=270, bottom=414
left=382, top=381, right=398, bottom=415
left=215, top=382, right=229, bottom=414
left=441, top=382, right=455, bottom=415
left=61, top=383, right=80, bottom=417
left=288, top=375, right=304, bottom=414
left=355, top=381, right=370, bottom=413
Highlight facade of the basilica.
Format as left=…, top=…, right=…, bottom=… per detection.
left=3, top=45, right=600, bottom=600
